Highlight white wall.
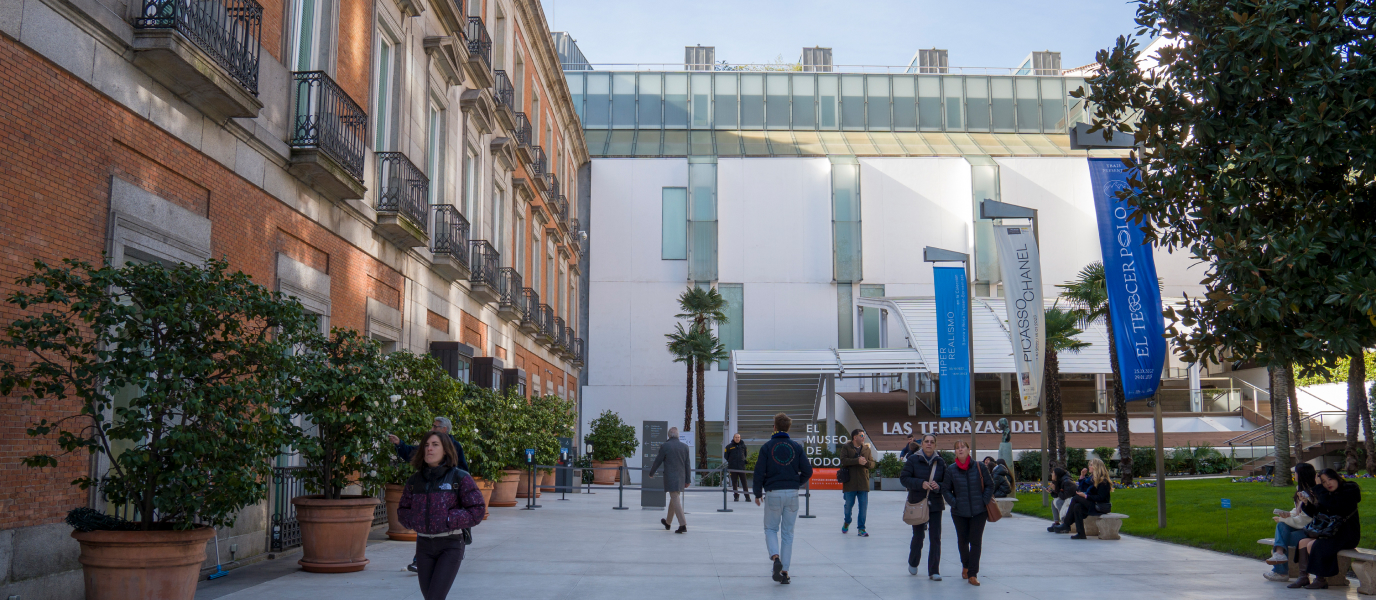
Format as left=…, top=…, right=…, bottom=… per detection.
left=860, top=157, right=973, bottom=296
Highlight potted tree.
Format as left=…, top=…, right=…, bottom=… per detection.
left=516, top=394, right=577, bottom=497
left=379, top=351, right=459, bottom=540
left=586, top=410, right=638, bottom=485
left=0, top=259, right=311, bottom=600
left=465, top=384, right=521, bottom=507
left=284, top=328, right=396, bottom=573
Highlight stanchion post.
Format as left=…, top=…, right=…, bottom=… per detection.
left=613, top=464, right=628, bottom=510
left=530, top=465, right=542, bottom=509
left=559, top=463, right=569, bottom=501
left=718, top=466, right=732, bottom=513
left=799, top=480, right=816, bottom=518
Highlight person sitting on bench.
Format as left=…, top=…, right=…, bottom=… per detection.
left=1263, top=463, right=1317, bottom=582
left=1047, top=467, right=1077, bottom=533
left=1289, top=468, right=1362, bottom=590
left=1064, top=458, right=1111, bottom=538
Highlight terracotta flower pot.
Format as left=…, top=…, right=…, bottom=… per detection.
left=71, top=526, right=215, bottom=600
left=516, top=469, right=535, bottom=499
left=591, top=459, right=622, bottom=485
left=292, top=495, right=379, bottom=573
left=383, top=484, right=415, bottom=541
left=540, top=470, right=556, bottom=495
left=488, top=470, right=522, bottom=507
left=473, top=477, right=494, bottom=520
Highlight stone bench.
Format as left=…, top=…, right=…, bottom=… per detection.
left=1255, top=539, right=1352, bottom=587
left=994, top=497, right=1017, bottom=518
left=1068, top=513, right=1128, bottom=540
left=1338, top=549, right=1376, bottom=595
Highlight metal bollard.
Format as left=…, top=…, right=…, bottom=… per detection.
left=799, top=480, right=815, bottom=518
left=559, top=464, right=569, bottom=501
left=613, top=465, right=628, bottom=510
left=718, top=466, right=732, bottom=513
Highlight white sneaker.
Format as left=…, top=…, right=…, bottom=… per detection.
left=1264, top=570, right=1289, bottom=582
left=930, top=574, right=942, bottom=581
left=908, top=565, right=917, bottom=575
left=1265, top=551, right=1289, bottom=565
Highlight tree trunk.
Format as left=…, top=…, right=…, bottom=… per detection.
left=1106, top=317, right=1133, bottom=483
left=1287, top=367, right=1303, bottom=467
left=1347, top=356, right=1362, bottom=475
left=695, top=361, right=708, bottom=474
left=684, top=357, right=694, bottom=432
left=1045, top=350, right=1066, bottom=470
left=1359, top=377, right=1375, bottom=475
left=1043, top=357, right=1059, bottom=471
left=1271, top=365, right=1293, bottom=487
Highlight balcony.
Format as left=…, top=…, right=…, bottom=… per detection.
left=131, top=0, right=264, bottom=122
left=518, top=289, right=541, bottom=336
left=288, top=71, right=367, bottom=201
left=430, top=205, right=470, bottom=281
left=572, top=337, right=585, bottom=367
left=464, top=17, right=494, bottom=89
left=552, top=317, right=568, bottom=353
left=548, top=194, right=568, bottom=231
left=562, top=326, right=578, bottom=360
left=493, top=70, right=516, bottom=131
left=569, top=217, right=582, bottom=252
left=544, top=173, right=560, bottom=201
left=468, top=240, right=500, bottom=305
left=375, top=153, right=430, bottom=248
left=512, top=112, right=533, bottom=162
left=535, top=304, right=556, bottom=346
left=529, top=146, right=548, bottom=191
left=496, top=267, right=522, bottom=322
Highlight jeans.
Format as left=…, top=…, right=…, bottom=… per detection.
left=908, top=510, right=943, bottom=574
left=1272, top=522, right=1308, bottom=574
left=763, top=489, right=799, bottom=572
left=666, top=491, right=686, bottom=527
left=843, top=490, right=869, bottom=530
left=416, top=535, right=466, bottom=600
left=952, top=512, right=988, bottom=577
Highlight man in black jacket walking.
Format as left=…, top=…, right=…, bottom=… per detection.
left=752, top=413, right=812, bottom=585
left=899, top=433, right=945, bottom=580
left=724, top=433, right=751, bottom=501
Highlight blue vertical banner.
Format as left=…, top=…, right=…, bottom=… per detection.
left=933, top=266, right=971, bottom=418
left=1087, top=158, right=1167, bottom=401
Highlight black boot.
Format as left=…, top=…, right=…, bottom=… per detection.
left=733, top=494, right=740, bottom=501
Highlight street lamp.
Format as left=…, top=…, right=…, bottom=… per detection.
left=922, top=246, right=976, bottom=454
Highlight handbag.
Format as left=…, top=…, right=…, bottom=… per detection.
left=902, top=458, right=938, bottom=526
left=978, top=463, right=1002, bottom=523
left=1305, top=510, right=1356, bottom=539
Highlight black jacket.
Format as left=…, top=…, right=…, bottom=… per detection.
left=899, top=450, right=945, bottom=511
left=1053, top=473, right=1077, bottom=501
left=397, top=434, right=470, bottom=472
left=752, top=433, right=812, bottom=497
left=1082, top=479, right=1112, bottom=514
left=990, top=464, right=1013, bottom=498
left=1302, top=481, right=1362, bottom=549
left=941, top=460, right=996, bottom=518
left=724, top=440, right=749, bottom=470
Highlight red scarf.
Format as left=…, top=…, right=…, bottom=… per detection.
left=955, top=456, right=971, bottom=470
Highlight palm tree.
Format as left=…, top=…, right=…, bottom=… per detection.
left=1043, top=306, right=1091, bottom=470
left=687, top=327, right=730, bottom=471
left=665, top=323, right=696, bottom=432
left=677, top=287, right=728, bottom=333
left=1058, top=262, right=1135, bottom=482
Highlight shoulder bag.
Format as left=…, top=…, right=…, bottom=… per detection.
left=902, top=459, right=937, bottom=526
left=979, top=463, right=1002, bottom=523
left=836, top=445, right=852, bottom=484
left=1305, top=510, right=1357, bottom=539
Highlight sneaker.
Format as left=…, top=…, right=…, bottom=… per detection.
left=930, top=573, right=943, bottom=581
left=908, top=565, right=917, bottom=575
left=772, top=556, right=783, bottom=582
left=779, top=572, right=791, bottom=585
left=1047, top=524, right=1059, bottom=532
left=1263, top=570, right=1289, bottom=582
left=406, top=561, right=418, bottom=573
left=1265, top=551, right=1289, bottom=565
left=841, top=523, right=849, bottom=534
left=857, top=529, right=869, bottom=537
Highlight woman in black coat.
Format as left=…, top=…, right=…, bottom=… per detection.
left=899, top=433, right=945, bottom=579
left=1290, top=468, right=1362, bottom=590
left=940, top=439, right=995, bottom=586
left=1048, top=467, right=1077, bottom=532
left=1064, top=458, right=1111, bottom=538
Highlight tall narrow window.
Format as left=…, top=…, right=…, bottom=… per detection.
left=740, top=75, right=764, bottom=129
left=611, top=73, right=635, bottom=128
left=717, top=283, right=743, bottom=370
left=831, top=157, right=861, bottom=283
left=918, top=76, right=942, bottom=131
left=532, top=229, right=541, bottom=292
left=515, top=212, right=526, bottom=276
left=943, top=76, right=965, bottom=130
left=765, top=74, right=790, bottom=129
left=664, top=74, right=689, bottom=128
left=713, top=73, right=737, bottom=129
left=865, top=75, right=890, bottom=130
left=686, top=158, right=717, bottom=281
left=584, top=73, right=609, bottom=128
left=818, top=75, right=839, bottom=129
left=291, top=0, right=326, bottom=71
left=791, top=74, right=816, bottom=129
left=637, top=73, right=662, bottom=128
left=558, top=266, right=566, bottom=318
left=965, top=77, right=991, bottom=131
left=991, top=78, right=1016, bottom=132
left=493, top=186, right=506, bottom=262
left=463, top=148, right=478, bottom=221
left=860, top=284, right=885, bottom=348
left=661, top=187, right=687, bottom=259
left=493, top=12, right=505, bottom=67
left=837, top=284, right=854, bottom=349
left=546, top=242, right=555, bottom=298
left=690, top=73, right=711, bottom=128
left=891, top=76, right=916, bottom=130
left=427, top=104, right=444, bottom=203
left=374, top=36, right=397, bottom=149
left=530, top=92, right=541, bottom=144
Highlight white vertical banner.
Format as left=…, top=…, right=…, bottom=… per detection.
left=995, top=225, right=1045, bottom=411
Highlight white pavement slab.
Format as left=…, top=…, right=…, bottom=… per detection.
left=197, top=488, right=1359, bottom=600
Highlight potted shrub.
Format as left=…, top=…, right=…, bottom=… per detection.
left=379, top=351, right=459, bottom=540
left=0, top=259, right=311, bottom=599
left=876, top=453, right=904, bottom=490
left=586, top=410, right=638, bottom=485
left=464, top=385, right=521, bottom=507
left=284, top=328, right=396, bottom=573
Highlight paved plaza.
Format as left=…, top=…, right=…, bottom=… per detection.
left=197, top=488, right=1358, bottom=600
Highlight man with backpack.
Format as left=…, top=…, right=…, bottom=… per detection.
left=753, top=413, right=812, bottom=585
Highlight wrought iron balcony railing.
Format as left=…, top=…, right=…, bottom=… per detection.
left=520, top=288, right=540, bottom=323
left=549, top=194, right=568, bottom=228
left=570, top=217, right=580, bottom=235
left=537, top=304, right=556, bottom=339
left=564, top=326, right=576, bottom=354
left=136, top=0, right=263, bottom=94
left=469, top=240, right=499, bottom=286
left=466, top=17, right=491, bottom=70
left=432, top=204, right=470, bottom=262
left=512, top=112, right=532, bottom=146
left=545, top=173, right=560, bottom=199
left=529, top=146, right=547, bottom=177
left=497, top=267, right=521, bottom=306
left=553, top=317, right=567, bottom=350
left=573, top=337, right=585, bottom=364
left=376, top=152, right=430, bottom=235
left=290, top=71, right=367, bottom=180
left=493, top=70, right=515, bottom=112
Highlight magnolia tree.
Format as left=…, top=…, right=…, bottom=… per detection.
left=1077, top=0, right=1376, bottom=485
left=0, top=259, right=314, bottom=529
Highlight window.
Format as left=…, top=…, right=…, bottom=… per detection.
left=515, top=211, right=526, bottom=276
left=546, top=241, right=554, bottom=298
left=840, top=75, right=864, bottom=130
left=831, top=157, right=861, bottom=283
left=818, top=75, right=839, bottom=130
left=493, top=185, right=506, bottom=261
left=686, top=158, right=717, bottom=281
left=463, top=147, right=478, bottom=220
left=792, top=75, right=816, bottom=129
left=530, top=93, right=541, bottom=144
left=691, top=73, right=711, bottom=128
left=531, top=228, right=542, bottom=292
left=558, top=266, right=566, bottom=318
left=427, top=104, right=444, bottom=203
left=713, top=73, right=737, bottom=129
left=837, top=284, right=854, bottom=349
left=373, top=34, right=398, bottom=149
left=860, top=284, right=885, bottom=348
left=611, top=73, right=635, bottom=128
left=290, top=0, right=332, bottom=71
left=943, top=76, right=964, bottom=129
left=865, top=76, right=890, bottom=130
left=740, top=75, right=763, bottom=128
left=717, top=283, right=743, bottom=370
left=661, top=187, right=687, bottom=259
left=664, top=74, right=688, bottom=128
left=765, top=75, right=789, bottom=129
left=637, top=73, right=662, bottom=128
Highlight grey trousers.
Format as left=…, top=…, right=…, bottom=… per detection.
left=667, top=491, right=686, bottom=526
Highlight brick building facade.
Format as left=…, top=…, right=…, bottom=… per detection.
left=0, top=0, right=586, bottom=595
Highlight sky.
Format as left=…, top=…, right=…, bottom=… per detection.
left=537, top=0, right=1142, bottom=70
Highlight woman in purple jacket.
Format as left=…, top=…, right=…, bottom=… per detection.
left=397, top=431, right=486, bottom=600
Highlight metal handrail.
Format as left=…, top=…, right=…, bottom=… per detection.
left=290, top=71, right=367, bottom=180
left=573, top=337, right=585, bottom=363
left=376, top=152, right=430, bottom=235
left=493, top=69, right=515, bottom=111
left=512, top=112, right=532, bottom=146
left=466, top=16, right=491, bottom=69
left=431, top=205, right=469, bottom=263
left=468, top=240, right=498, bottom=286
left=497, top=267, right=521, bottom=306
left=135, top=0, right=262, bottom=94
left=545, top=173, right=561, bottom=199
left=1225, top=410, right=1348, bottom=447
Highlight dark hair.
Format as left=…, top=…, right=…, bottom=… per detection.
left=1293, top=463, right=1318, bottom=502
left=1053, top=466, right=1068, bottom=480
left=1319, top=468, right=1343, bottom=485
left=996, top=458, right=1008, bottom=468
left=850, top=428, right=864, bottom=438
left=410, top=431, right=458, bottom=470
left=774, top=413, right=792, bottom=433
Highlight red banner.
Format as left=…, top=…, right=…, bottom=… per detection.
left=809, top=468, right=842, bottom=491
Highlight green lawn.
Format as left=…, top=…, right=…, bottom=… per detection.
left=1013, top=477, right=1376, bottom=560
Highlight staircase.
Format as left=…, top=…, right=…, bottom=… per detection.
left=1226, top=411, right=1353, bottom=476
